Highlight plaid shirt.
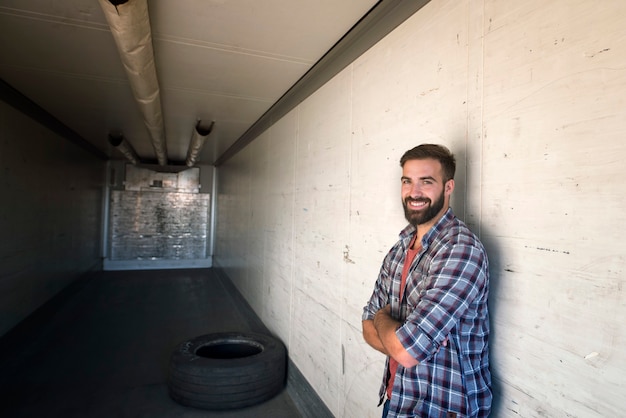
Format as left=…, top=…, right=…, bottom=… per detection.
left=363, top=209, right=491, bottom=417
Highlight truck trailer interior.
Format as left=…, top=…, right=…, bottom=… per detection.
left=1, top=1, right=624, bottom=417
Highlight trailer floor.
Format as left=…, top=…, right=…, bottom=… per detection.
left=0, top=268, right=302, bottom=417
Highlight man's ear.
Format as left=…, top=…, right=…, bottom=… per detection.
left=445, top=179, right=455, bottom=196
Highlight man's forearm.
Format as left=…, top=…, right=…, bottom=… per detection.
left=373, top=306, right=402, bottom=353
left=362, top=319, right=388, bottom=354
left=373, top=305, right=419, bottom=368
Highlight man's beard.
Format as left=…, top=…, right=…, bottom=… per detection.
left=403, top=191, right=445, bottom=227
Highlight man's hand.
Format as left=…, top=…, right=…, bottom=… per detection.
left=373, top=304, right=392, bottom=327
left=373, top=304, right=398, bottom=334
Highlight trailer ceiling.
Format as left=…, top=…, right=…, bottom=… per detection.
left=0, top=0, right=428, bottom=166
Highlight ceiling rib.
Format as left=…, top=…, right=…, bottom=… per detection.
left=213, top=0, right=431, bottom=167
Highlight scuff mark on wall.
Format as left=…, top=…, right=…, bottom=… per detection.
left=584, top=48, right=610, bottom=58
left=420, top=87, right=440, bottom=96
left=343, top=245, right=355, bottom=264
left=525, top=245, right=571, bottom=255
left=342, top=344, right=345, bottom=375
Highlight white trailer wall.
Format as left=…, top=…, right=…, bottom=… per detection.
left=215, top=0, right=626, bottom=416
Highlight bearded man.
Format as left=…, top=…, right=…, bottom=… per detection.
left=362, top=144, right=492, bottom=418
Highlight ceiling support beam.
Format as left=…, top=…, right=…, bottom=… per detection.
left=99, top=0, right=168, bottom=166
left=213, top=0, right=431, bottom=167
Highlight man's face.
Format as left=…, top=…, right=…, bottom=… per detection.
left=401, top=158, right=453, bottom=227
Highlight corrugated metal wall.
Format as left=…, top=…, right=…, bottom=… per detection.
left=214, top=0, right=626, bottom=416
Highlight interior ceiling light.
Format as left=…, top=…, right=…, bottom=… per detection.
left=99, top=0, right=168, bottom=166
left=186, top=120, right=215, bottom=167
left=108, top=131, right=139, bottom=165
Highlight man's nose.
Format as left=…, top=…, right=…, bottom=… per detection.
left=409, top=183, right=422, bottom=197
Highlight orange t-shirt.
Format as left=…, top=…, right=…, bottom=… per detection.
left=386, top=236, right=420, bottom=401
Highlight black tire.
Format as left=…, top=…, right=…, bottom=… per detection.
left=167, top=332, right=287, bottom=410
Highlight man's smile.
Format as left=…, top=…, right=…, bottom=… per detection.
left=406, top=199, right=429, bottom=209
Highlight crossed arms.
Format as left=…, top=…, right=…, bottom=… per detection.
left=362, top=305, right=419, bottom=368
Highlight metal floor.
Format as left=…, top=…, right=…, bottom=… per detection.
left=0, top=269, right=302, bottom=418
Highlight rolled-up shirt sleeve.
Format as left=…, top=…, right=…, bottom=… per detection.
left=395, top=242, right=488, bottom=363
left=362, top=249, right=395, bottom=321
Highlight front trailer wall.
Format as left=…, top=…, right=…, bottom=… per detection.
left=0, top=101, right=105, bottom=337
left=214, top=0, right=626, bottom=417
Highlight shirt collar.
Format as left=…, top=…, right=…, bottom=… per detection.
left=399, top=208, right=455, bottom=247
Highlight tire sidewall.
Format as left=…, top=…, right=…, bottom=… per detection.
left=168, top=331, right=286, bottom=410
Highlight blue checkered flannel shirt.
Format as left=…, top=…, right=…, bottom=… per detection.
left=363, top=209, right=492, bottom=417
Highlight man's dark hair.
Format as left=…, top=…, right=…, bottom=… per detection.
left=400, top=144, right=456, bottom=182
